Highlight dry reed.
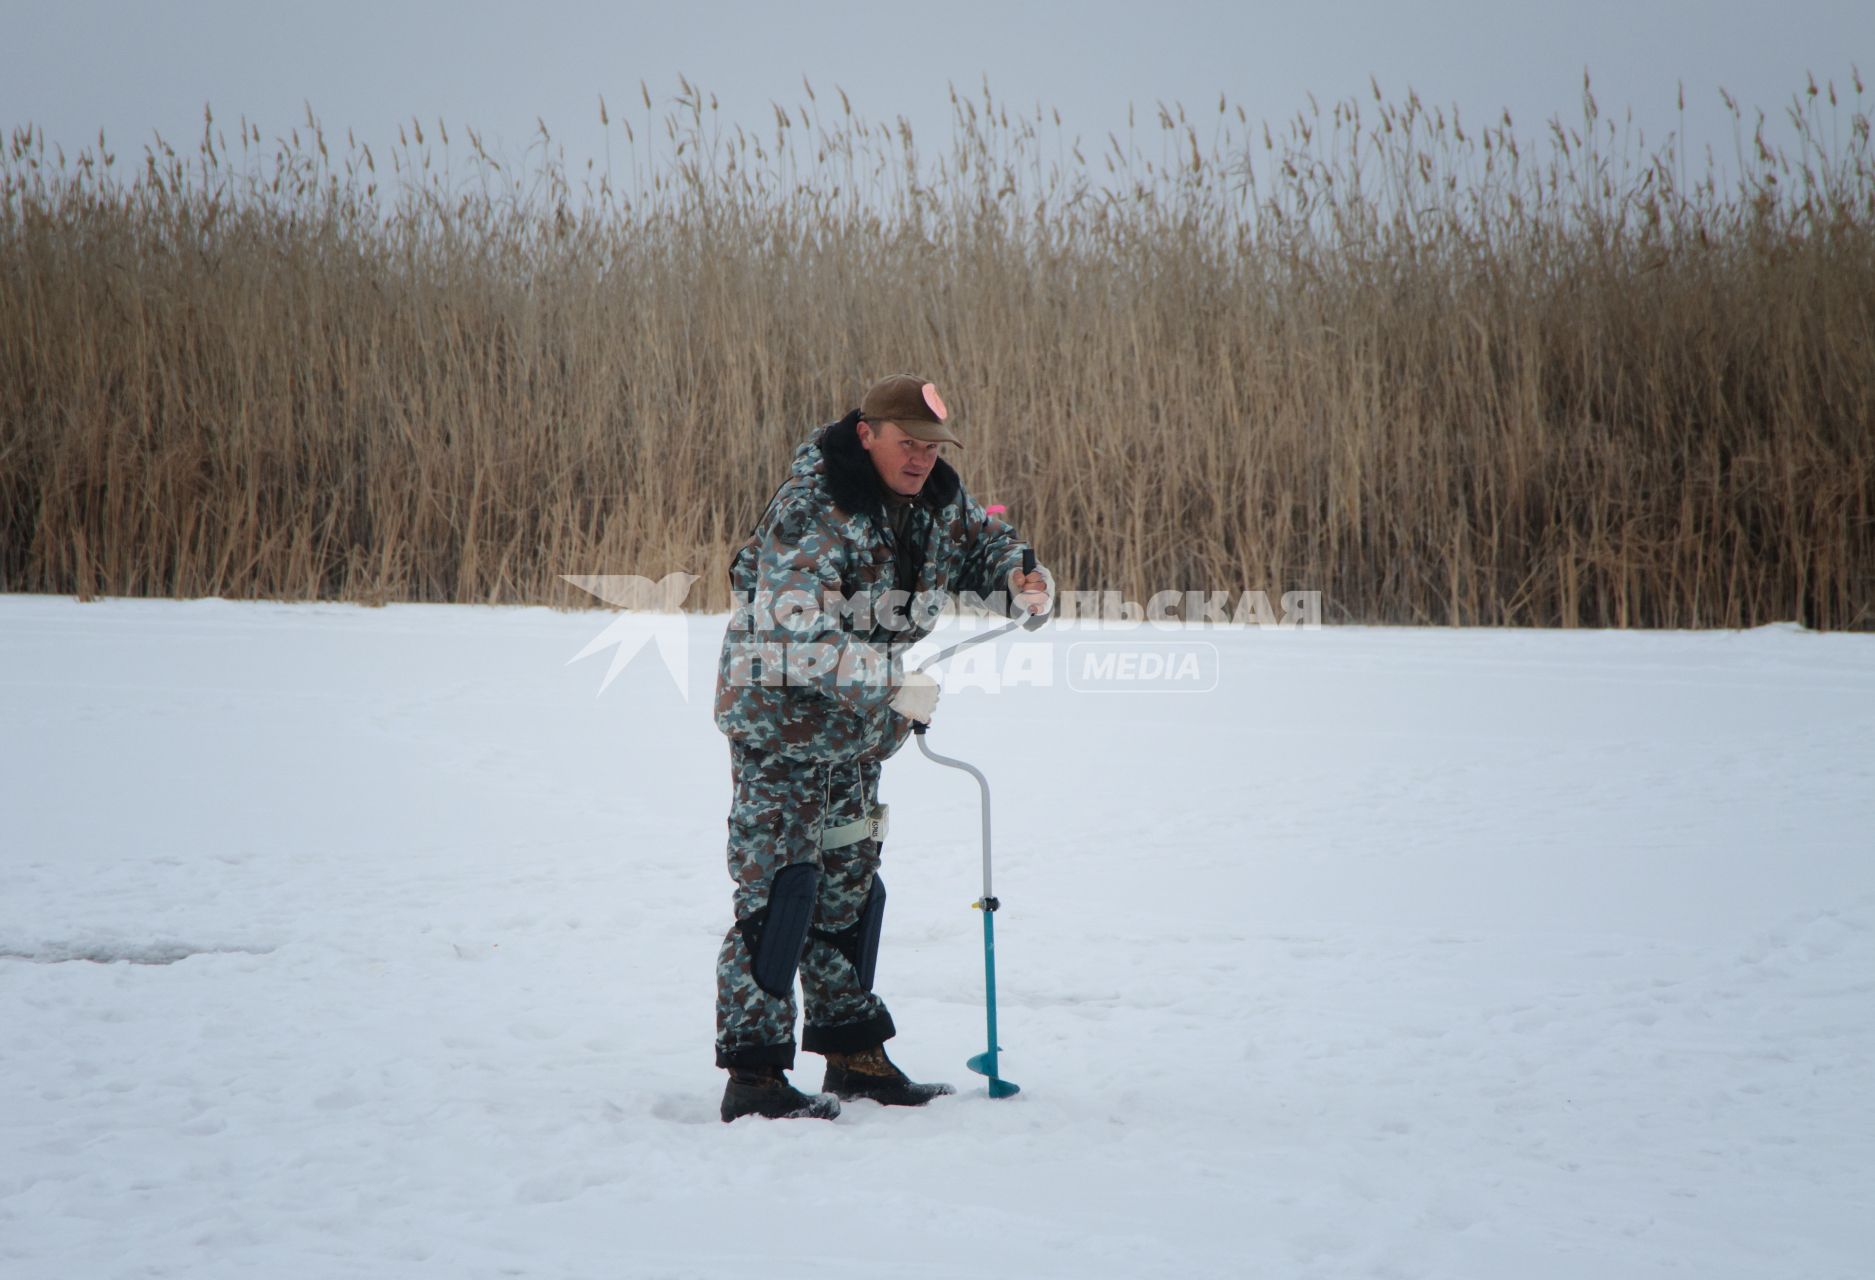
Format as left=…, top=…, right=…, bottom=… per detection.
left=2, top=74, right=1872, bottom=626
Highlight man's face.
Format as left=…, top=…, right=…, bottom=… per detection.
left=858, top=420, right=943, bottom=496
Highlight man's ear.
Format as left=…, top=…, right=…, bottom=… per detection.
left=856, top=419, right=874, bottom=451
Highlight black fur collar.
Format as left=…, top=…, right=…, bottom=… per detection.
left=815, top=411, right=961, bottom=522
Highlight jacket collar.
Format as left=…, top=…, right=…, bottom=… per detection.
left=814, top=411, right=960, bottom=523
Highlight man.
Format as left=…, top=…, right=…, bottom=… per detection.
left=712, top=374, right=1052, bottom=1123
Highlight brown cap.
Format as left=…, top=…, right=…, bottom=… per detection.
left=860, top=374, right=962, bottom=446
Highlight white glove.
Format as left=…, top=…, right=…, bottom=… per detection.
left=1009, top=564, right=1055, bottom=618
left=890, top=670, right=940, bottom=724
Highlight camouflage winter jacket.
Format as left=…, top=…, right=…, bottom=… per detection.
left=714, top=413, right=1031, bottom=762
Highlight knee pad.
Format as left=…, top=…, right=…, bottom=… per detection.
left=738, top=863, right=822, bottom=998
left=811, top=876, right=887, bottom=991
left=853, top=876, right=886, bottom=990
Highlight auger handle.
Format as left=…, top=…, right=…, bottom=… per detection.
left=1019, top=546, right=1049, bottom=631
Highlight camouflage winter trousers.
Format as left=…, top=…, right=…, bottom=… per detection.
left=714, top=741, right=897, bottom=1069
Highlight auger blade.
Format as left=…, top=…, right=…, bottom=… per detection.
left=967, top=1050, right=1020, bottom=1097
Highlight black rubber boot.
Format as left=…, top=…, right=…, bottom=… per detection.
left=820, top=1045, right=956, bottom=1107
left=720, top=1066, right=841, bottom=1123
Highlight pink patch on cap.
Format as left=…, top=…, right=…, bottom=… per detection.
left=921, top=382, right=948, bottom=421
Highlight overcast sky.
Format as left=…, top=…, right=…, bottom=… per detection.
left=6, top=1, right=1871, bottom=183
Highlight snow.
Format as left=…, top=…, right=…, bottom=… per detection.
left=2, top=595, right=1871, bottom=1279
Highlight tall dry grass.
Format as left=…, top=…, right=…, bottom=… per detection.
left=2, top=75, right=1872, bottom=626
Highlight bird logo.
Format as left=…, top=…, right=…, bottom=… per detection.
left=560, top=572, right=702, bottom=696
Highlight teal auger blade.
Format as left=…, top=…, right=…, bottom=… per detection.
left=967, top=1050, right=1020, bottom=1097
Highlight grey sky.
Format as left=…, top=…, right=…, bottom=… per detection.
left=6, top=1, right=1871, bottom=183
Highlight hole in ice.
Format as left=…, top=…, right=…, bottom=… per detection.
left=0, top=941, right=275, bottom=966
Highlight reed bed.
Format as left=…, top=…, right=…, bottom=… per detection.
left=3, top=75, right=1872, bottom=626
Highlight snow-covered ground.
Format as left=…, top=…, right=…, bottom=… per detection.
left=2, top=595, right=1871, bottom=1280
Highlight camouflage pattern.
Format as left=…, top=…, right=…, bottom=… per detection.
left=713, top=425, right=1030, bottom=763
left=715, top=741, right=894, bottom=1068
left=712, top=419, right=1031, bottom=1068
